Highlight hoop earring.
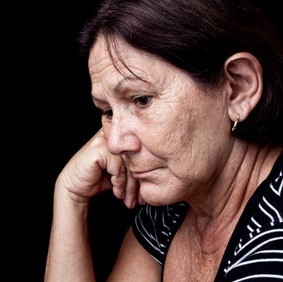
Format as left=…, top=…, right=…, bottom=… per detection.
left=232, top=114, right=240, bottom=132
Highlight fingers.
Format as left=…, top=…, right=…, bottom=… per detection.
left=67, top=128, right=144, bottom=207
left=123, top=170, right=140, bottom=209
left=111, top=167, right=141, bottom=209
left=111, top=165, right=127, bottom=199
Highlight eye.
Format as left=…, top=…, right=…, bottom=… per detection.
left=102, top=108, right=113, bottom=120
left=133, top=95, right=153, bottom=108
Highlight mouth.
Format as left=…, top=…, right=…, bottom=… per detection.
left=130, top=168, right=160, bottom=179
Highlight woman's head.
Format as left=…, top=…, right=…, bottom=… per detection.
left=88, top=34, right=237, bottom=205
left=79, top=0, right=283, bottom=145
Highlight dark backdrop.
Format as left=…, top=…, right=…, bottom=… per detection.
left=10, top=1, right=134, bottom=281
left=9, top=1, right=283, bottom=281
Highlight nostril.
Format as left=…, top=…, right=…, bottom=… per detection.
left=107, top=134, right=141, bottom=155
left=120, top=150, right=128, bottom=155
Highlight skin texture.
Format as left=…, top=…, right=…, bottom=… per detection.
left=89, top=35, right=233, bottom=207
left=44, top=34, right=282, bottom=281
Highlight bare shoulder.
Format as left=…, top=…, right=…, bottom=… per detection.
left=107, top=227, right=162, bottom=282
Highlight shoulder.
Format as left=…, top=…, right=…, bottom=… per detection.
left=132, top=201, right=189, bottom=265
left=218, top=151, right=283, bottom=281
left=222, top=221, right=283, bottom=281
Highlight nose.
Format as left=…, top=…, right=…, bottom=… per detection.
left=106, top=116, right=141, bottom=155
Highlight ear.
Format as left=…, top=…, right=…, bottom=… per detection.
left=224, top=52, right=263, bottom=123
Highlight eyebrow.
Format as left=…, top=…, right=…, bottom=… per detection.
left=92, top=96, right=105, bottom=104
left=92, top=74, right=152, bottom=104
left=113, top=74, right=150, bottom=93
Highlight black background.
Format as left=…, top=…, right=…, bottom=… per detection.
left=7, top=1, right=283, bottom=281
left=9, top=1, right=134, bottom=281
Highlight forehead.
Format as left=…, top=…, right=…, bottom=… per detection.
left=88, top=35, right=176, bottom=85
left=87, top=34, right=206, bottom=103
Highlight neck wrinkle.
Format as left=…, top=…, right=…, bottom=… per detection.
left=186, top=142, right=280, bottom=253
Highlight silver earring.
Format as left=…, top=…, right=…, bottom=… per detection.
left=232, top=114, right=240, bottom=132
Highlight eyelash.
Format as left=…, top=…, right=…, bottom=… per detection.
left=102, top=109, right=113, bottom=119
left=133, top=95, right=153, bottom=108
left=101, top=95, right=153, bottom=120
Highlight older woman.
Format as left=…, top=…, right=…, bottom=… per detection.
left=45, top=0, right=283, bottom=281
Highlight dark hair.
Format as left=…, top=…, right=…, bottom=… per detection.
left=79, top=0, right=283, bottom=145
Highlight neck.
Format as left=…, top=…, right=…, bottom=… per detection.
left=185, top=141, right=281, bottom=240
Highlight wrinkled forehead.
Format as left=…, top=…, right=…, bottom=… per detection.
left=89, top=35, right=149, bottom=77
left=88, top=34, right=199, bottom=97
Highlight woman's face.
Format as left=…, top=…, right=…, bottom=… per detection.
left=89, top=35, right=233, bottom=205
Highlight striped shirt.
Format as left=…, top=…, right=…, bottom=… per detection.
left=132, top=152, right=283, bottom=281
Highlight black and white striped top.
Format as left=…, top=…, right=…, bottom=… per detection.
left=132, top=152, right=283, bottom=281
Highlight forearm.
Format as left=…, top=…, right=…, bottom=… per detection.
left=44, top=129, right=140, bottom=281
left=45, top=186, right=96, bottom=282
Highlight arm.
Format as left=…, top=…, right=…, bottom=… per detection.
left=44, top=129, right=159, bottom=281
left=108, top=227, right=162, bottom=282
left=45, top=185, right=95, bottom=281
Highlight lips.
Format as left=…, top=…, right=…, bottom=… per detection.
left=126, top=159, right=166, bottom=178
left=130, top=168, right=159, bottom=179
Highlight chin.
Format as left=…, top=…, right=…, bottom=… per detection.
left=139, top=182, right=182, bottom=206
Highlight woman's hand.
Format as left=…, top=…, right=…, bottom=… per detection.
left=55, top=128, right=141, bottom=208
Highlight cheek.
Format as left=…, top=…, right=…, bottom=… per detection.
left=143, top=109, right=195, bottom=159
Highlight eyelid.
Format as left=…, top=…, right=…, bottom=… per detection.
left=101, top=109, right=113, bottom=121
left=132, top=95, right=153, bottom=108
left=93, top=101, right=110, bottom=113
left=101, top=107, right=112, bottom=115
left=93, top=102, right=112, bottom=119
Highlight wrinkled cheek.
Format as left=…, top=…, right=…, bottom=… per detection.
left=165, top=125, right=193, bottom=157
left=149, top=122, right=189, bottom=157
